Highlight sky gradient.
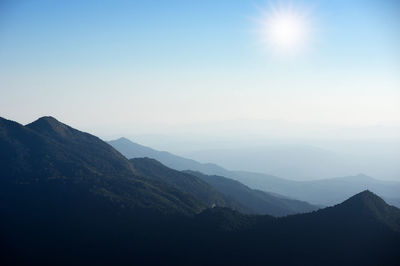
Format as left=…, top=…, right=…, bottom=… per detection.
left=1, top=0, right=399, bottom=137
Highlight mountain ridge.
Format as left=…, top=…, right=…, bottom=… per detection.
left=186, top=170, right=318, bottom=216
left=0, top=116, right=206, bottom=215
left=109, top=137, right=400, bottom=207
left=130, top=157, right=242, bottom=211
left=110, top=137, right=324, bottom=215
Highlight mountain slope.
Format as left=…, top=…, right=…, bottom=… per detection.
left=0, top=116, right=205, bottom=215
left=130, top=158, right=242, bottom=210
left=109, top=137, right=229, bottom=175
left=188, top=191, right=400, bottom=265
left=186, top=170, right=318, bottom=216
left=312, top=190, right=400, bottom=232
left=257, top=191, right=400, bottom=265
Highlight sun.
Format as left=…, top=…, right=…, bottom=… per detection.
left=267, top=12, right=306, bottom=48
left=255, top=3, right=312, bottom=54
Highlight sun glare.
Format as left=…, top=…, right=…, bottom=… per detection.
left=256, top=3, right=312, bottom=54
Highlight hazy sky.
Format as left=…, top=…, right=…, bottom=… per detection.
left=1, top=0, right=399, bottom=137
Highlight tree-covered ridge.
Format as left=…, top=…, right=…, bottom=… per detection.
left=0, top=116, right=205, bottom=215
left=130, top=157, right=242, bottom=210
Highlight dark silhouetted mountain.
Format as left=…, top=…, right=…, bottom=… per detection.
left=0, top=116, right=205, bottom=215
left=178, top=191, right=400, bottom=265
left=237, top=190, right=400, bottom=265
left=186, top=170, right=318, bottom=216
left=316, top=190, right=400, bottom=232
left=130, top=157, right=241, bottom=210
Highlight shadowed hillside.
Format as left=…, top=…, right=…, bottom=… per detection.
left=130, top=157, right=242, bottom=211
left=0, top=116, right=205, bottom=215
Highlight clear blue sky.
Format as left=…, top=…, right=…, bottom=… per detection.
left=1, top=0, right=399, bottom=135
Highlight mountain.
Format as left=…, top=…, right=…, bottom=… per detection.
left=184, top=145, right=355, bottom=180
left=318, top=190, right=400, bottom=232
left=0, top=116, right=205, bottom=216
left=183, top=143, right=400, bottom=181
left=109, top=137, right=400, bottom=207
left=130, top=158, right=241, bottom=210
left=109, top=137, right=230, bottom=175
left=186, top=170, right=318, bottom=216
left=228, top=171, right=400, bottom=207
left=188, top=191, right=400, bottom=265
left=129, top=158, right=316, bottom=216
left=239, top=190, right=400, bottom=265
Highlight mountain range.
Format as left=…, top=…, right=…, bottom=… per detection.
left=109, top=137, right=400, bottom=207
left=182, top=142, right=400, bottom=181
left=186, top=170, right=317, bottom=216
left=0, top=116, right=206, bottom=215
left=1, top=116, right=399, bottom=265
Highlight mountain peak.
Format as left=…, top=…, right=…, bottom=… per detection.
left=313, top=190, right=400, bottom=232
left=336, top=190, right=400, bottom=229
left=35, top=116, right=59, bottom=122
left=342, top=190, right=385, bottom=208
left=26, top=116, right=77, bottom=138
left=116, top=137, right=132, bottom=143
left=359, top=189, right=375, bottom=195
left=352, top=189, right=383, bottom=200
left=27, top=116, right=64, bottom=128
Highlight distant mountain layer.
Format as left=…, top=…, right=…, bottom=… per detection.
left=108, top=137, right=228, bottom=175
left=183, top=144, right=400, bottom=181
left=185, top=145, right=354, bottom=180
left=186, top=170, right=317, bottom=216
left=228, top=171, right=400, bottom=207
left=109, top=137, right=400, bottom=207
left=110, top=138, right=319, bottom=215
